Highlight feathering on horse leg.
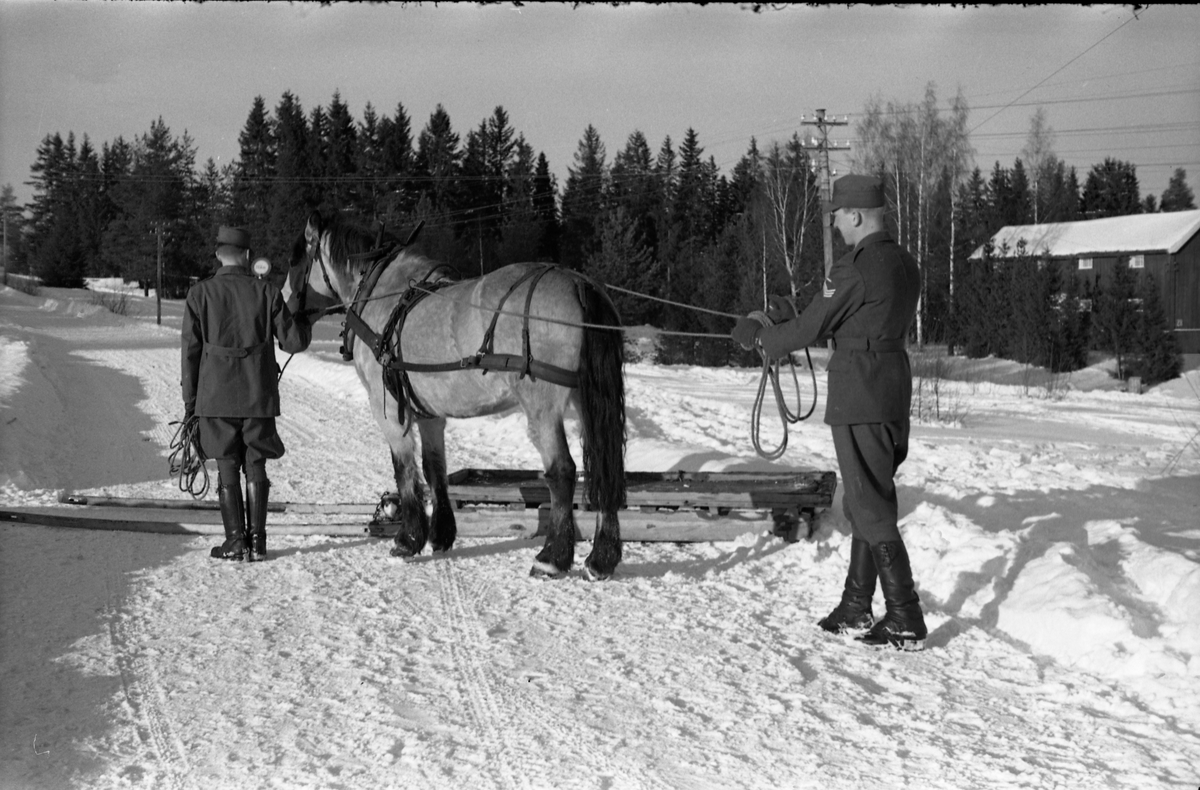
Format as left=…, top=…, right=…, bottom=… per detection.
left=524, top=388, right=578, bottom=578
left=378, top=409, right=430, bottom=558
left=417, top=418, right=457, bottom=554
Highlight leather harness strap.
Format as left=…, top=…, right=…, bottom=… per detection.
left=831, top=336, right=907, bottom=352
left=339, top=261, right=582, bottom=423
left=339, top=244, right=401, bottom=361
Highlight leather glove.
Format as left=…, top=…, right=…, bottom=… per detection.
left=184, top=407, right=195, bottom=423
left=757, top=323, right=796, bottom=360
left=731, top=316, right=765, bottom=350
left=766, top=295, right=797, bottom=323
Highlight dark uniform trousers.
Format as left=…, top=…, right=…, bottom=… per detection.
left=182, top=266, right=311, bottom=486
left=757, top=231, right=921, bottom=545
left=199, top=416, right=283, bottom=484
left=832, top=421, right=908, bottom=544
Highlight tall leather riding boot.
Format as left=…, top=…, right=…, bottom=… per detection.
left=818, top=536, right=876, bottom=633
left=210, top=482, right=246, bottom=560
left=245, top=480, right=270, bottom=563
left=857, top=540, right=927, bottom=651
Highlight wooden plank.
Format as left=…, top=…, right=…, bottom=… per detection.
left=2, top=505, right=790, bottom=543
left=1, top=507, right=367, bottom=537
left=58, top=470, right=837, bottom=516
left=446, top=468, right=837, bottom=510
left=57, top=494, right=375, bottom=515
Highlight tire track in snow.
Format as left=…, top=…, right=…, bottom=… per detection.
left=436, top=559, right=527, bottom=790
left=107, top=583, right=194, bottom=790
left=439, top=561, right=675, bottom=790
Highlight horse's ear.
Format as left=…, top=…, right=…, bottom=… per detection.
left=305, top=211, right=322, bottom=245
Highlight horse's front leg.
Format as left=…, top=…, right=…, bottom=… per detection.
left=417, top=417, right=457, bottom=553
left=376, top=410, right=430, bottom=558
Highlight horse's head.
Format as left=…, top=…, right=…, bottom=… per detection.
left=282, top=211, right=342, bottom=320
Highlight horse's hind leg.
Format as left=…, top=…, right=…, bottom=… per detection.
left=380, top=418, right=430, bottom=558
left=585, top=510, right=622, bottom=582
left=417, top=418, right=457, bottom=553
left=524, top=392, right=577, bottom=578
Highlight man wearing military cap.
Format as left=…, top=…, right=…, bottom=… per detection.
left=732, top=174, right=927, bottom=651
left=182, top=225, right=312, bottom=562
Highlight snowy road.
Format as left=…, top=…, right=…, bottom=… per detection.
left=2, top=284, right=1199, bottom=789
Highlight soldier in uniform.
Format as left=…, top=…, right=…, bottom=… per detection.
left=182, top=226, right=312, bottom=562
left=732, top=174, right=927, bottom=651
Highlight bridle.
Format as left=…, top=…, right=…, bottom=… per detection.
left=292, top=231, right=346, bottom=322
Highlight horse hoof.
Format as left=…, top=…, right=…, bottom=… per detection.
left=431, top=542, right=454, bottom=554
left=529, top=560, right=567, bottom=579
left=582, top=562, right=613, bottom=582
left=390, top=544, right=417, bottom=559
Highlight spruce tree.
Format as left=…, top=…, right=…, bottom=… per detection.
left=269, top=91, right=311, bottom=263
left=1129, top=273, right=1182, bottom=386
left=307, top=105, right=330, bottom=212
left=1009, top=159, right=1032, bottom=226
left=414, top=104, right=462, bottom=216
left=1160, top=168, right=1196, bottom=212
left=495, top=136, right=541, bottom=265
left=325, top=91, right=359, bottom=214
left=1047, top=263, right=1089, bottom=373
left=610, top=130, right=660, bottom=266
left=1081, top=158, right=1141, bottom=219
left=559, top=125, right=607, bottom=270
left=378, top=102, right=415, bottom=221
left=1091, top=258, right=1140, bottom=380
left=232, top=96, right=275, bottom=242
left=532, top=153, right=560, bottom=263
left=585, top=205, right=657, bottom=324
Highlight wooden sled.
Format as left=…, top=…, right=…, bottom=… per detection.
left=1, top=469, right=835, bottom=544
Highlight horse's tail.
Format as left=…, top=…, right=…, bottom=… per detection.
left=577, top=282, right=626, bottom=514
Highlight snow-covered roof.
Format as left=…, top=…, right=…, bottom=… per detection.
left=968, top=208, right=1200, bottom=259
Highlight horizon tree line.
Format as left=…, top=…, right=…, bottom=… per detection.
left=6, top=87, right=1194, bottom=367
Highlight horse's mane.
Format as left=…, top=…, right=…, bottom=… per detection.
left=304, top=211, right=455, bottom=288
left=323, top=215, right=406, bottom=279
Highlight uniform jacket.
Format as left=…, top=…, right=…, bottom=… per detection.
left=182, top=266, right=312, bottom=418
left=760, top=231, right=920, bottom=425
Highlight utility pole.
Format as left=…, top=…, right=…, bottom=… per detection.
left=2, top=208, right=7, bottom=288
left=800, top=109, right=851, bottom=278
left=156, top=222, right=163, bottom=326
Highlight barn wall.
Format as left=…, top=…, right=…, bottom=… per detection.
left=1173, top=232, right=1200, bottom=353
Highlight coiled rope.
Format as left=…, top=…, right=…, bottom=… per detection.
left=168, top=416, right=210, bottom=499
left=751, top=347, right=818, bottom=460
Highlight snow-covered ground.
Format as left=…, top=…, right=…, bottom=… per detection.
left=2, top=282, right=1198, bottom=789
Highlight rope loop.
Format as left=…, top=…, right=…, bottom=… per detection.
left=168, top=416, right=210, bottom=499
left=750, top=347, right=818, bottom=461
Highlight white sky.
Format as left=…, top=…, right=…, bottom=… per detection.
left=1, top=2, right=1197, bottom=208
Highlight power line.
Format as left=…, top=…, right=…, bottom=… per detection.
left=965, top=60, right=1200, bottom=100
left=968, top=6, right=1144, bottom=134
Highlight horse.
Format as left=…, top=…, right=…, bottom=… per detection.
left=282, top=211, right=627, bottom=580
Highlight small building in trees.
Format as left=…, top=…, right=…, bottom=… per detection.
left=969, top=209, right=1200, bottom=353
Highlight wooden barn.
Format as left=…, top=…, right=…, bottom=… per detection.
left=970, top=209, right=1200, bottom=353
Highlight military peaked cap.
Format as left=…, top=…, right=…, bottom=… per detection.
left=827, top=175, right=885, bottom=212
left=216, top=225, right=251, bottom=249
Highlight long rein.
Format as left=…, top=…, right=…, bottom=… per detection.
left=292, top=274, right=818, bottom=461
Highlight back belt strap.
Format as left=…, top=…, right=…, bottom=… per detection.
left=204, top=341, right=270, bottom=358
left=832, top=337, right=906, bottom=352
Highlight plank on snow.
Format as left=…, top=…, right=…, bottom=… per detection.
left=3, top=505, right=782, bottom=543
